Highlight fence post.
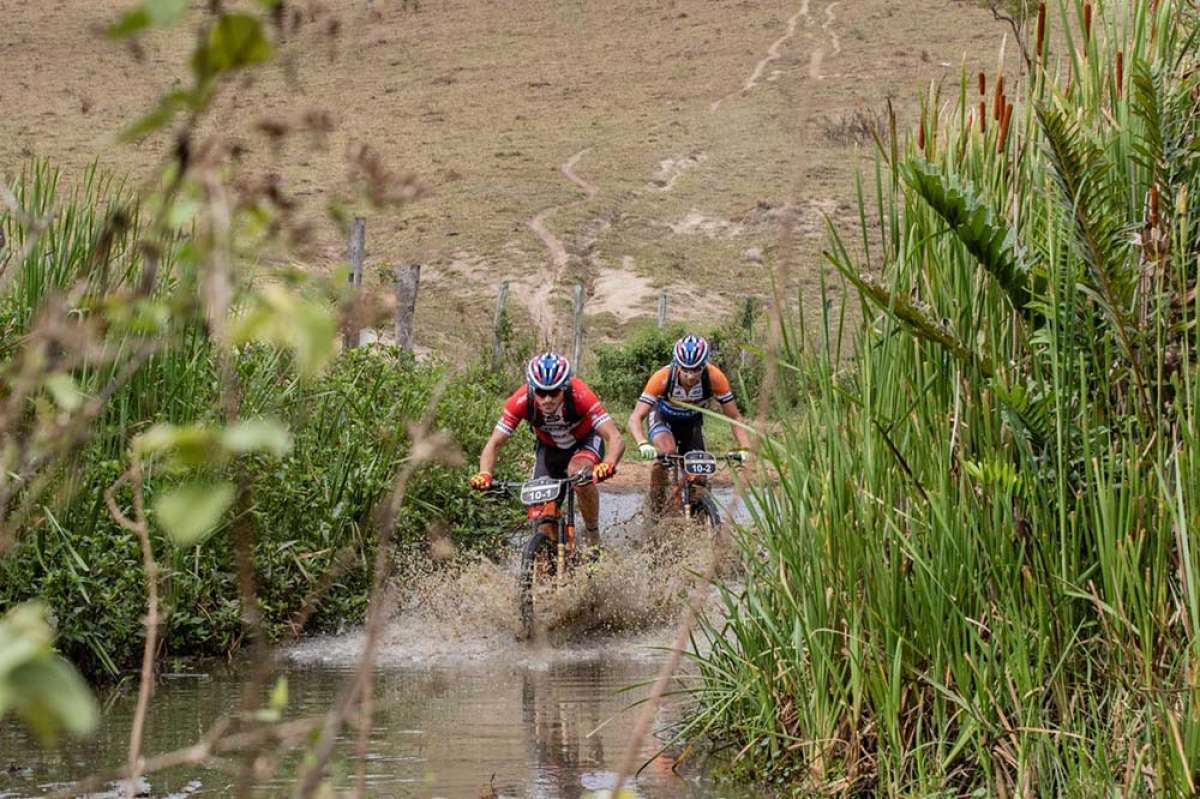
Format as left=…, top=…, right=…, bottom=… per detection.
left=343, top=216, right=366, bottom=350
left=572, top=283, right=585, bottom=367
left=656, top=291, right=667, bottom=329
left=393, top=263, right=420, bottom=352
left=740, top=296, right=756, bottom=369
left=492, top=281, right=510, bottom=372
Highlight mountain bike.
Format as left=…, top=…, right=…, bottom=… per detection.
left=487, top=471, right=594, bottom=640
left=655, top=450, right=744, bottom=528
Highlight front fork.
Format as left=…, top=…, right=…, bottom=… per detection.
left=557, top=524, right=567, bottom=586
left=558, top=487, right=577, bottom=585
left=680, top=465, right=693, bottom=520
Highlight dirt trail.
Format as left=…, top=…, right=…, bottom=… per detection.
left=525, top=147, right=595, bottom=344
left=711, top=0, right=811, bottom=111
left=562, top=148, right=599, bottom=198
left=824, top=2, right=841, bottom=56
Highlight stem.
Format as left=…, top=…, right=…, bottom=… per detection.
left=104, top=460, right=157, bottom=799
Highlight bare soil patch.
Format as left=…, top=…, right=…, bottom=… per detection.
left=0, top=0, right=1021, bottom=358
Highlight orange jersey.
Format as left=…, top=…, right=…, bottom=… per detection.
left=638, top=363, right=734, bottom=421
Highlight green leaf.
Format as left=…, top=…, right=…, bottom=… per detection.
left=232, top=286, right=336, bottom=377
left=120, top=89, right=192, bottom=143
left=110, top=0, right=188, bottom=37
left=269, top=675, right=288, bottom=712
left=0, top=604, right=98, bottom=744
left=146, top=0, right=189, bottom=25
left=8, top=656, right=100, bottom=743
left=835, top=271, right=994, bottom=379
left=223, top=418, right=293, bottom=457
left=255, top=675, right=289, bottom=721
left=45, top=373, right=84, bottom=412
left=108, top=8, right=151, bottom=38
left=135, top=423, right=223, bottom=468
left=154, top=481, right=237, bottom=547
left=193, top=13, right=273, bottom=81
left=0, top=604, right=51, bottom=678
left=904, top=160, right=1028, bottom=312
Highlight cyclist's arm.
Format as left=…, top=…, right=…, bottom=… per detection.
left=630, top=368, right=668, bottom=445
left=720, top=399, right=753, bottom=450
left=478, top=427, right=511, bottom=476
left=595, top=417, right=626, bottom=467
left=710, top=366, right=753, bottom=450
left=627, top=402, right=652, bottom=445
left=481, top=389, right=524, bottom=475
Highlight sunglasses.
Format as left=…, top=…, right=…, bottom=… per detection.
left=534, top=388, right=563, bottom=398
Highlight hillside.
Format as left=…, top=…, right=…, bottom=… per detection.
left=0, top=0, right=1018, bottom=356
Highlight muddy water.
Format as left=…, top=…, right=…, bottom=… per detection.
left=1, top=489, right=758, bottom=798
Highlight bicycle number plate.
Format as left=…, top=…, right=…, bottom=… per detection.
left=683, top=451, right=718, bottom=475
left=520, top=477, right=563, bottom=506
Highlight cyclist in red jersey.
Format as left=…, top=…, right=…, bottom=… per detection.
left=470, top=352, right=625, bottom=552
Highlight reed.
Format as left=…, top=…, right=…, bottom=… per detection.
left=690, top=1, right=1200, bottom=794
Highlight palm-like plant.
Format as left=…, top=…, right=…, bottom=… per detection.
left=692, top=1, right=1200, bottom=794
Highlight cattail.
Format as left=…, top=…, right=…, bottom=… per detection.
left=994, top=74, right=1006, bottom=120
left=918, top=118, right=926, bottom=152
left=998, top=103, right=1014, bottom=153
left=1036, top=2, right=1047, bottom=57
left=1084, top=2, right=1093, bottom=42
left=979, top=100, right=987, bottom=134
left=1116, top=51, right=1125, bottom=99
left=979, top=71, right=986, bottom=96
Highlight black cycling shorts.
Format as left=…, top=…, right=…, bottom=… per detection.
left=532, top=432, right=604, bottom=479
left=647, top=408, right=706, bottom=454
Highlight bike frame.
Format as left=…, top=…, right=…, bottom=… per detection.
left=664, top=458, right=702, bottom=519
left=530, top=483, right=576, bottom=585
left=494, top=471, right=589, bottom=585
left=657, top=451, right=738, bottom=519
left=484, top=471, right=593, bottom=640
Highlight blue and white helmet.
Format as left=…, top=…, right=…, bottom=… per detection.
left=673, top=334, right=710, bottom=369
left=526, top=352, right=573, bottom=391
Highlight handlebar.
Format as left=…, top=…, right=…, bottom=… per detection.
left=484, top=470, right=595, bottom=496
left=656, top=451, right=745, bottom=464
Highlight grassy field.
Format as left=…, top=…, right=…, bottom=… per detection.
left=1, top=0, right=1020, bottom=360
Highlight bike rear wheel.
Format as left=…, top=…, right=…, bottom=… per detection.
left=518, top=526, right=557, bottom=640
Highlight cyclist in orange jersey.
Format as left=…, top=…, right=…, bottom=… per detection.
left=627, top=334, right=753, bottom=516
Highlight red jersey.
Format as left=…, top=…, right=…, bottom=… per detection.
left=495, top=377, right=612, bottom=449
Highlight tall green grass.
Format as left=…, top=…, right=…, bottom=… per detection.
left=692, top=1, right=1200, bottom=794
left=0, top=164, right=526, bottom=677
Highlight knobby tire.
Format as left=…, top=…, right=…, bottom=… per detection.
left=692, top=493, right=722, bottom=529
left=518, top=526, right=556, bottom=640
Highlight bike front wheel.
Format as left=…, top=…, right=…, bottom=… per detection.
left=518, top=526, right=558, bottom=640
left=689, top=494, right=722, bottom=529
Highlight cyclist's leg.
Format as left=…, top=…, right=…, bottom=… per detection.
left=569, top=434, right=604, bottom=548
left=532, top=442, right=568, bottom=536
left=647, top=409, right=676, bottom=517
left=673, top=416, right=705, bottom=455
left=673, top=419, right=711, bottom=503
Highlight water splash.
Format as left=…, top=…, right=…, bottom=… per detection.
left=286, top=502, right=740, bottom=668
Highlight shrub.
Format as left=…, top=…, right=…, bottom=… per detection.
left=589, top=309, right=764, bottom=415
left=0, top=164, right=526, bottom=678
